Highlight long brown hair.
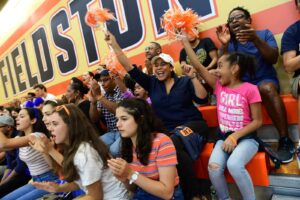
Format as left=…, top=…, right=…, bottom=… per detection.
left=118, top=99, right=164, bottom=165
left=54, top=104, right=110, bottom=182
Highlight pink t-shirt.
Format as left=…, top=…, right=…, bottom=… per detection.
left=214, top=80, right=261, bottom=133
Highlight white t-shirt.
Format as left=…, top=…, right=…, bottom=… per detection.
left=74, top=142, right=129, bottom=200
left=19, top=132, right=52, bottom=176
left=44, top=93, right=56, bottom=101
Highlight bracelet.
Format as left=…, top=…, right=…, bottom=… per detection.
left=228, top=135, right=237, bottom=146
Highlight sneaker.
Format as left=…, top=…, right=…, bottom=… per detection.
left=277, top=137, right=295, bottom=164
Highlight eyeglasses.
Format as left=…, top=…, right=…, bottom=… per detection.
left=55, top=105, right=70, bottom=116
left=154, top=62, right=169, bottom=67
left=145, top=46, right=157, bottom=52
left=227, top=14, right=245, bottom=23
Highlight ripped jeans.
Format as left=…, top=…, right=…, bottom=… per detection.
left=208, top=139, right=258, bottom=200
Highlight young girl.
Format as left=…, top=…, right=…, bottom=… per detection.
left=108, top=98, right=184, bottom=199
left=32, top=104, right=129, bottom=200
left=181, top=37, right=262, bottom=199
left=0, top=108, right=58, bottom=200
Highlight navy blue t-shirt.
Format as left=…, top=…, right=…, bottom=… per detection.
left=128, top=67, right=207, bottom=131
left=281, top=20, right=300, bottom=78
left=228, top=29, right=279, bottom=85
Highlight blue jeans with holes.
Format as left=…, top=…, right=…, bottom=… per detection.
left=132, top=185, right=184, bottom=200
left=208, top=139, right=258, bottom=200
left=2, top=170, right=58, bottom=200
left=100, top=131, right=121, bottom=157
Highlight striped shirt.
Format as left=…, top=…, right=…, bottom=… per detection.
left=19, top=132, right=52, bottom=176
left=129, top=133, right=179, bottom=186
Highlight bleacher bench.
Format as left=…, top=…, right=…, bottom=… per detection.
left=194, top=95, right=297, bottom=187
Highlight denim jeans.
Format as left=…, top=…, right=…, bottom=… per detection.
left=208, top=139, right=258, bottom=200
left=100, top=131, right=121, bottom=157
left=132, top=185, right=184, bottom=200
left=2, top=170, right=58, bottom=200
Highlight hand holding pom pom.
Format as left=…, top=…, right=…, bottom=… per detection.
left=85, top=8, right=116, bottom=29
left=161, top=8, right=201, bottom=40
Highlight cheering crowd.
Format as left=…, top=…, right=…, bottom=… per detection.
left=0, top=2, right=299, bottom=200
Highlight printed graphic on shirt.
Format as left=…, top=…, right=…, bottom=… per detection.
left=186, top=48, right=207, bottom=65
left=218, top=91, right=246, bottom=133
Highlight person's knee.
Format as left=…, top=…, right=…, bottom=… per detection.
left=227, top=159, right=243, bottom=176
left=259, top=82, right=278, bottom=97
left=208, top=162, right=221, bottom=172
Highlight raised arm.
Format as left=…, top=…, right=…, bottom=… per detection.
left=181, top=38, right=217, bottom=89
left=104, top=31, right=133, bottom=72
left=182, top=64, right=207, bottom=99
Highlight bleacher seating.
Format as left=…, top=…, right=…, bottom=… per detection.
left=194, top=95, right=297, bottom=187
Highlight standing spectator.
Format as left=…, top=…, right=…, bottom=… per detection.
left=34, top=84, right=56, bottom=101
left=281, top=0, right=300, bottom=147
left=216, top=6, right=295, bottom=163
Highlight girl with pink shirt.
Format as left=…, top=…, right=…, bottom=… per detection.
left=181, top=37, right=263, bottom=200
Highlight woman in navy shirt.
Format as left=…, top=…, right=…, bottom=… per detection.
left=104, top=31, right=209, bottom=200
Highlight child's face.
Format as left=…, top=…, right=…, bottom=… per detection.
left=216, top=55, right=233, bottom=86
left=134, top=83, right=148, bottom=99
left=48, top=112, right=69, bottom=144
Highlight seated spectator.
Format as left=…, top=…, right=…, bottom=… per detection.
left=0, top=115, right=31, bottom=198
left=104, top=31, right=208, bottom=200
left=180, top=32, right=218, bottom=105
left=108, top=98, right=183, bottom=199
left=89, top=69, right=124, bottom=156
left=65, top=77, right=91, bottom=120
left=144, top=42, right=162, bottom=75
left=34, top=84, right=56, bottom=101
left=82, top=71, right=94, bottom=87
left=216, top=6, right=295, bottom=163
left=181, top=35, right=263, bottom=199
left=32, top=104, right=129, bottom=200
left=180, top=32, right=217, bottom=71
left=0, top=108, right=58, bottom=200
left=281, top=0, right=300, bottom=148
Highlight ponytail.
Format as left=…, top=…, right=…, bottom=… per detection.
left=226, top=52, right=256, bottom=80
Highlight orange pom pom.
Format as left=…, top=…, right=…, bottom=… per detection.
left=85, top=8, right=116, bottom=28
left=102, top=52, right=126, bottom=76
left=85, top=11, right=99, bottom=27
left=161, top=8, right=201, bottom=40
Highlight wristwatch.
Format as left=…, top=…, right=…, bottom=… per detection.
left=129, top=171, right=139, bottom=184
